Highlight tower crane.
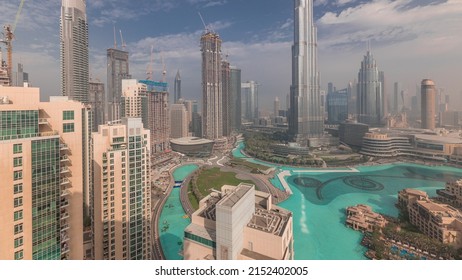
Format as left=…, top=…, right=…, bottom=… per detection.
left=161, top=53, right=166, bottom=83
left=146, top=45, right=154, bottom=80
left=1, top=0, right=26, bottom=85
left=119, top=30, right=126, bottom=51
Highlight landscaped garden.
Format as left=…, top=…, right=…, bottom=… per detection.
left=187, top=167, right=255, bottom=209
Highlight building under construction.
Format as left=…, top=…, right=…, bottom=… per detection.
left=122, top=79, right=170, bottom=155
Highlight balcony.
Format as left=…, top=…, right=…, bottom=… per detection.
left=40, top=130, right=59, bottom=137
left=60, top=198, right=69, bottom=208
left=61, top=223, right=70, bottom=232
left=60, top=167, right=70, bottom=174
left=61, top=232, right=70, bottom=243
left=60, top=155, right=70, bottom=163
left=60, top=210, right=70, bottom=220
left=39, top=118, right=49, bottom=125
left=60, top=144, right=69, bottom=151
left=61, top=189, right=71, bottom=197
left=60, top=178, right=70, bottom=186
left=61, top=242, right=70, bottom=255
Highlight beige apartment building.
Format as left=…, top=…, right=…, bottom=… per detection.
left=92, top=118, right=152, bottom=259
left=438, top=179, right=462, bottom=208
left=399, top=189, right=462, bottom=248
left=183, top=183, right=293, bottom=260
left=0, top=86, right=91, bottom=260
left=121, top=79, right=170, bottom=155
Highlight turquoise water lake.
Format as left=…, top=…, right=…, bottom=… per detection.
left=161, top=145, right=462, bottom=259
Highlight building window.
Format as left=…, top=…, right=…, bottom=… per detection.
left=63, top=110, right=74, bottom=120
left=13, top=144, right=22, bottom=154
left=14, top=183, right=23, bottom=194
left=14, top=237, right=23, bottom=248
left=63, top=123, right=74, bottom=133
left=14, top=223, right=23, bottom=235
left=14, top=197, right=23, bottom=208
left=13, top=170, right=23, bottom=181
left=13, top=157, right=23, bottom=167
left=14, top=250, right=23, bottom=260
left=14, top=210, right=23, bottom=221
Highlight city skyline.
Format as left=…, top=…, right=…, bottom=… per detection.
left=2, top=0, right=462, bottom=111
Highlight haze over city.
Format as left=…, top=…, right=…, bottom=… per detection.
left=2, top=0, right=462, bottom=110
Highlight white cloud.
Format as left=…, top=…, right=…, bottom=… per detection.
left=315, top=0, right=462, bottom=108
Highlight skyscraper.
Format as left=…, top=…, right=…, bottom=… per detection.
left=201, top=31, right=222, bottom=140
left=170, top=103, right=188, bottom=139
left=357, top=50, right=384, bottom=126
left=393, top=82, right=402, bottom=114
left=174, top=70, right=181, bottom=104
left=92, top=118, right=151, bottom=260
left=289, top=0, right=323, bottom=139
left=229, top=67, right=241, bottom=131
left=107, top=48, right=130, bottom=122
left=327, top=89, right=348, bottom=124
left=89, top=79, right=105, bottom=131
left=140, top=80, right=170, bottom=154
left=221, top=60, right=231, bottom=137
left=0, top=86, right=91, bottom=260
left=421, top=79, right=436, bottom=130
left=241, top=81, right=259, bottom=122
left=274, top=96, right=281, bottom=118
left=60, top=0, right=89, bottom=103
left=121, top=79, right=170, bottom=154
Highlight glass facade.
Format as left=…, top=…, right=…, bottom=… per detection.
left=185, top=232, right=216, bottom=248
left=31, top=138, right=61, bottom=260
left=0, top=110, right=39, bottom=140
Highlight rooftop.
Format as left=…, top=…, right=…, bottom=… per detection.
left=170, top=137, right=214, bottom=146
left=218, top=184, right=253, bottom=208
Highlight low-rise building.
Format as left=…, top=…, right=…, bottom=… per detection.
left=359, top=128, right=462, bottom=162
left=345, top=204, right=387, bottom=232
left=169, top=137, right=214, bottom=157
left=183, top=183, right=293, bottom=260
left=438, top=179, right=462, bottom=208
left=399, top=189, right=462, bottom=248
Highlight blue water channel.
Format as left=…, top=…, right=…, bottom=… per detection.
left=158, top=164, right=198, bottom=260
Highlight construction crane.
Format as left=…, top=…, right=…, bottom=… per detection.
left=161, top=54, right=166, bottom=83
left=119, top=30, right=126, bottom=51
left=1, top=0, right=26, bottom=85
left=146, top=45, right=154, bottom=81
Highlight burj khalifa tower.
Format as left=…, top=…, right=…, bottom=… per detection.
left=289, top=0, right=324, bottom=140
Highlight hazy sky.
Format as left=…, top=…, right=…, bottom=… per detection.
left=2, top=0, right=462, bottom=112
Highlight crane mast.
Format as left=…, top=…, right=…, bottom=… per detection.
left=1, top=0, right=26, bottom=85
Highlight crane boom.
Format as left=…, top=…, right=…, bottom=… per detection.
left=119, top=30, right=126, bottom=51
left=13, top=0, right=26, bottom=32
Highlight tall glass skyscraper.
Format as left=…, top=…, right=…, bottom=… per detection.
left=357, top=50, right=384, bottom=126
left=60, top=0, right=89, bottom=103
left=289, top=0, right=324, bottom=139
left=174, top=70, right=181, bottom=104
left=229, top=67, right=241, bottom=131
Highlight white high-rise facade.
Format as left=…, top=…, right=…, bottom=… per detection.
left=289, top=0, right=323, bottom=139
left=60, top=0, right=89, bottom=103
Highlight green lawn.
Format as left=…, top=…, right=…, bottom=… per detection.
left=188, top=167, right=255, bottom=210
left=229, top=158, right=270, bottom=172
